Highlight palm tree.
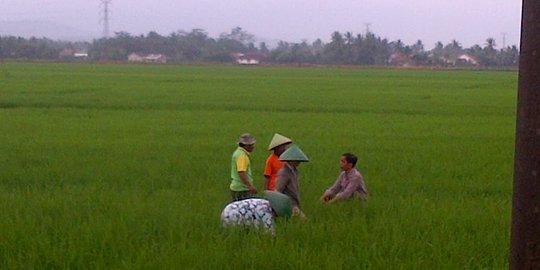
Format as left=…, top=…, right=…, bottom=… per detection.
left=485, top=38, right=496, bottom=50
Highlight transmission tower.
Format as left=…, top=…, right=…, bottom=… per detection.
left=100, top=0, right=112, bottom=38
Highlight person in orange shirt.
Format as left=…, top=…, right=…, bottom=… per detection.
left=263, top=133, right=292, bottom=191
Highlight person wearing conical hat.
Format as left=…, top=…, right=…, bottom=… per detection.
left=229, top=133, right=258, bottom=201
left=320, top=153, right=368, bottom=204
left=263, top=133, right=293, bottom=191
left=275, top=145, right=309, bottom=218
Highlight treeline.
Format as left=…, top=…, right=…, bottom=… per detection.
left=0, top=36, right=79, bottom=59
left=0, top=27, right=519, bottom=67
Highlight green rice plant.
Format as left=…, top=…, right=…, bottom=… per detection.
left=0, top=62, right=516, bottom=269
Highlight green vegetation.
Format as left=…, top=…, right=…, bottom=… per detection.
left=0, top=62, right=516, bottom=269
left=1, top=28, right=519, bottom=67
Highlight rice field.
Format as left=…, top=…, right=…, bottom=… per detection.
left=0, top=62, right=517, bottom=269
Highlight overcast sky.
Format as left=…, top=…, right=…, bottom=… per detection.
left=0, top=0, right=522, bottom=49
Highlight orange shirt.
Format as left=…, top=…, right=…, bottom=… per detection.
left=264, top=153, right=286, bottom=191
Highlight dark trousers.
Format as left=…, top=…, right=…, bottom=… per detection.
left=230, top=190, right=252, bottom=201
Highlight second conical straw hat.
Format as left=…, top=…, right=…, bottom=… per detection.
left=279, top=145, right=309, bottom=162
left=267, top=133, right=293, bottom=150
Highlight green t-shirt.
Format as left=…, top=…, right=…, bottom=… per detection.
left=230, top=147, right=253, bottom=191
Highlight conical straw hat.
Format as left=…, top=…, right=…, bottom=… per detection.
left=267, top=133, right=293, bottom=150
left=279, top=145, right=309, bottom=162
left=264, top=191, right=293, bottom=218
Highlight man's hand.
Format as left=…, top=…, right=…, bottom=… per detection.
left=239, top=171, right=258, bottom=194
left=248, top=185, right=259, bottom=194
left=320, top=191, right=332, bottom=203
left=324, top=197, right=338, bottom=205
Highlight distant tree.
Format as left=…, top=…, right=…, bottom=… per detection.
left=259, top=42, right=269, bottom=54
left=390, top=39, right=405, bottom=53
left=220, top=27, right=255, bottom=45
left=311, top=39, right=325, bottom=63
left=429, top=41, right=445, bottom=65
left=324, top=31, right=345, bottom=64
left=246, top=42, right=257, bottom=53
left=182, top=29, right=210, bottom=60
left=1, top=26, right=517, bottom=67
left=411, top=40, right=424, bottom=54
left=442, top=39, right=463, bottom=64
left=352, top=32, right=390, bottom=65
left=344, top=32, right=354, bottom=45
left=485, top=38, right=496, bottom=50
left=481, top=37, right=497, bottom=66
left=0, top=36, right=62, bottom=59
left=411, top=40, right=428, bottom=65
left=270, top=41, right=291, bottom=62
left=499, top=45, right=519, bottom=66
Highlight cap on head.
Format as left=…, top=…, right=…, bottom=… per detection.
left=264, top=191, right=293, bottom=218
left=237, top=133, right=256, bottom=145
left=279, top=145, right=309, bottom=162
left=267, top=133, right=293, bottom=150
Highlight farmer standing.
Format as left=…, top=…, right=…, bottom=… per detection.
left=263, top=133, right=293, bottom=191
left=229, top=133, right=258, bottom=201
left=275, top=145, right=309, bottom=218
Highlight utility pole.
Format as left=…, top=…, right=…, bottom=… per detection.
left=364, top=23, right=371, bottom=34
left=502, top=32, right=507, bottom=49
left=509, top=0, right=540, bottom=269
left=100, top=0, right=112, bottom=38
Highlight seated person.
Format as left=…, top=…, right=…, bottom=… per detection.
left=320, top=153, right=368, bottom=204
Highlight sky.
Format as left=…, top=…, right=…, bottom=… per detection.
left=0, top=0, right=523, bottom=49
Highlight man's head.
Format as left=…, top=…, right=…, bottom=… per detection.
left=268, top=133, right=293, bottom=155
left=286, top=160, right=301, bottom=167
left=238, top=133, right=256, bottom=152
left=279, top=145, right=309, bottom=166
left=340, top=153, right=358, bottom=171
left=273, top=143, right=291, bottom=156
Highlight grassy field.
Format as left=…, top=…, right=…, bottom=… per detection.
left=0, top=62, right=516, bottom=269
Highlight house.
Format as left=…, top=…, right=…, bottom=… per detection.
left=456, top=54, right=479, bottom=66
left=388, top=52, right=413, bottom=66
left=74, top=52, right=88, bottom=59
left=59, top=48, right=88, bottom=60
left=144, top=54, right=167, bottom=63
left=128, top=53, right=167, bottom=63
left=237, top=57, right=260, bottom=65
left=232, top=52, right=268, bottom=65
left=128, top=53, right=145, bottom=62
left=59, top=48, right=75, bottom=58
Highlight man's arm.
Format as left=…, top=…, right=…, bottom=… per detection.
left=239, top=171, right=258, bottom=194
left=263, top=175, right=271, bottom=190
left=320, top=174, right=343, bottom=202
left=336, top=174, right=361, bottom=199
left=237, top=155, right=258, bottom=194
left=326, top=173, right=363, bottom=204
left=263, top=157, right=273, bottom=190
left=275, top=168, right=288, bottom=193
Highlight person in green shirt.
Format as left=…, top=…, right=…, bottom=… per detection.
left=230, top=133, right=258, bottom=201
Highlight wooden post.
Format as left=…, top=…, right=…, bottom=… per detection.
left=510, top=1, right=540, bottom=269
